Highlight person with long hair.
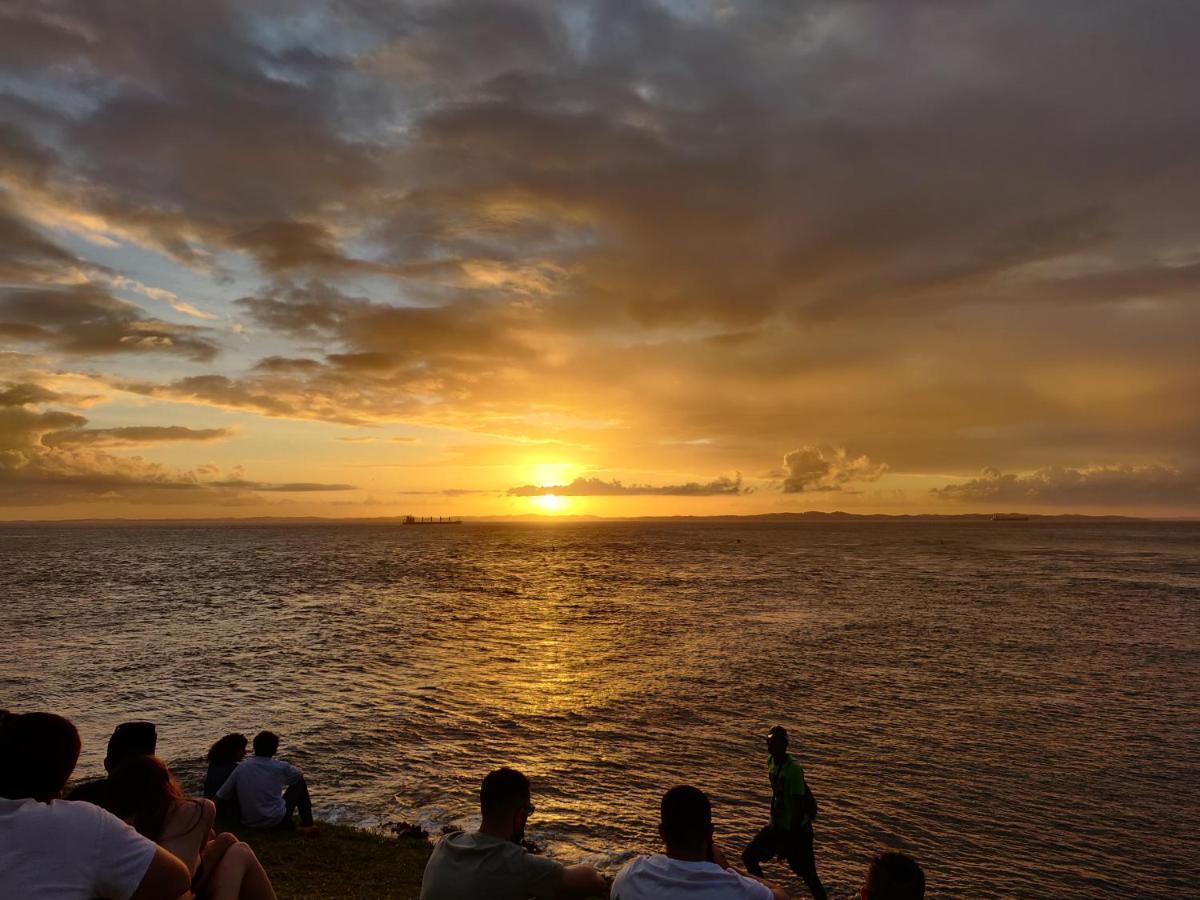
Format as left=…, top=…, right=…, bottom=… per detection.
left=108, top=755, right=277, bottom=900
left=205, top=733, right=248, bottom=817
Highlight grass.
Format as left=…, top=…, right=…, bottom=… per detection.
left=230, top=822, right=431, bottom=900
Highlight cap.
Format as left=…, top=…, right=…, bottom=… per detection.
left=766, top=725, right=789, bottom=741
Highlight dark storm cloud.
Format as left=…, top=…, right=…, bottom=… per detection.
left=507, top=475, right=745, bottom=497
left=0, top=286, right=219, bottom=361
left=932, top=465, right=1200, bottom=507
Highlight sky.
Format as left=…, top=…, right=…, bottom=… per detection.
left=1, top=0, right=1198, bottom=519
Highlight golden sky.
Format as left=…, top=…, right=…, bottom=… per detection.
left=2, top=1, right=1198, bottom=519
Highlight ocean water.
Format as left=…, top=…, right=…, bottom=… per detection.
left=2, top=520, right=1197, bottom=898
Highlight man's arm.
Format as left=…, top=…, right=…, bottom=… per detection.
left=127, top=846, right=191, bottom=900
left=556, top=863, right=610, bottom=898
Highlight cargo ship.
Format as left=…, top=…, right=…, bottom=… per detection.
left=403, top=515, right=463, bottom=525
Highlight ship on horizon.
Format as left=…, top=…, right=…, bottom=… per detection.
left=403, top=515, right=463, bottom=525
left=991, top=513, right=1030, bottom=521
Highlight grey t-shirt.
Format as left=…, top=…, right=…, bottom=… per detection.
left=419, top=831, right=565, bottom=900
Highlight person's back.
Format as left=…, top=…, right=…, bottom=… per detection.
left=108, top=755, right=214, bottom=878
left=0, top=712, right=190, bottom=900
left=420, top=766, right=608, bottom=900
left=422, top=829, right=565, bottom=900
left=612, top=785, right=787, bottom=900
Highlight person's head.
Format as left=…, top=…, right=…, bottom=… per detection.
left=207, top=733, right=249, bottom=766
left=766, top=724, right=789, bottom=759
left=252, top=731, right=280, bottom=757
left=659, top=785, right=713, bottom=858
left=0, top=712, right=82, bottom=802
left=479, top=767, right=534, bottom=842
left=862, top=851, right=925, bottom=900
left=103, top=721, right=157, bottom=774
left=107, top=755, right=184, bottom=840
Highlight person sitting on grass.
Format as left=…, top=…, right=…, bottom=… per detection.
left=108, top=754, right=278, bottom=900
left=215, top=730, right=316, bottom=833
left=205, top=732, right=249, bottom=821
left=860, top=851, right=925, bottom=900
left=66, top=720, right=158, bottom=807
left=612, top=785, right=789, bottom=900
left=420, top=766, right=610, bottom=900
left=0, top=712, right=191, bottom=900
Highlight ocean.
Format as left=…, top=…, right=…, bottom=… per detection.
left=2, top=520, right=1197, bottom=897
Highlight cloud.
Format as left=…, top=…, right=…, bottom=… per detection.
left=207, top=480, right=355, bottom=493
left=507, top=475, right=746, bottom=497
left=0, top=285, right=219, bottom=361
left=0, top=381, right=347, bottom=505
left=931, top=464, right=1200, bottom=506
left=41, top=426, right=232, bottom=448
left=780, top=446, right=887, bottom=493
left=0, top=382, right=62, bottom=407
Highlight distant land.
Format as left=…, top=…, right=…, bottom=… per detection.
left=4, top=511, right=1194, bottom=526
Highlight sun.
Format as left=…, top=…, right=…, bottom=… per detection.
left=531, top=494, right=571, bottom=514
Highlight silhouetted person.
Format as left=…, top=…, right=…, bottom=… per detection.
left=743, top=726, right=827, bottom=900
left=612, top=784, right=789, bottom=899
left=66, top=720, right=158, bottom=807
left=0, top=712, right=191, bottom=899
left=216, top=730, right=315, bottom=832
left=205, top=732, right=248, bottom=811
left=861, top=851, right=924, bottom=900
left=109, top=754, right=278, bottom=900
left=420, top=766, right=609, bottom=900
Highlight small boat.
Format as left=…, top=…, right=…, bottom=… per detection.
left=403, top=515, right=463, bottom=525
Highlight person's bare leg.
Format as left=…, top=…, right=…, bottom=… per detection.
left=207, top=841, right=277, bottom=900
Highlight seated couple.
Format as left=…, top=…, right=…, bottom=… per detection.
left=0, top=711, right=276, bottom=900
left=204, top=730, right=317, bottom=833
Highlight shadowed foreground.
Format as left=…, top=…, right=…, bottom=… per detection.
left=232, top=823, right=609, bottom=900
left=233, top=823, right=429, bottom=900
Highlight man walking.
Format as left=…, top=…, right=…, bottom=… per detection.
left=742, top=726, right=827, bottom=900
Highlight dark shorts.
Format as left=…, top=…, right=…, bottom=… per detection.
left=745, top=823, right=814, bottom=863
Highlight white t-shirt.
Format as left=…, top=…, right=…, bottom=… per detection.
left=612, top=854, right=774, bottom=900
left=419, top=831, right=565, bottom=900
left=215, top=755, right=302, bottom=828
left=0, top=797, right=157, bottom=900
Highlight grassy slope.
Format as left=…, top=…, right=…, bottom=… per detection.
left=234, top=823, right=430, bottom=900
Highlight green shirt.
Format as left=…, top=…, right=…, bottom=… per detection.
left=769, top=753, right=808, bottom=831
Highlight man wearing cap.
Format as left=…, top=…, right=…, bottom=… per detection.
left=65, top=721, right=157, bottom=807
left=742, top=726, right=827, bottom=900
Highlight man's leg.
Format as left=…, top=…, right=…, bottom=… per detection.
left=783, top=824, right=827, bottom=900
left=282, top=777, right=314, bottom=828
left=741, top=826, right=779, bottom=878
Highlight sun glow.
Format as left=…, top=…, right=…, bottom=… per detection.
left=531, top=494, right=571, bottom=514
